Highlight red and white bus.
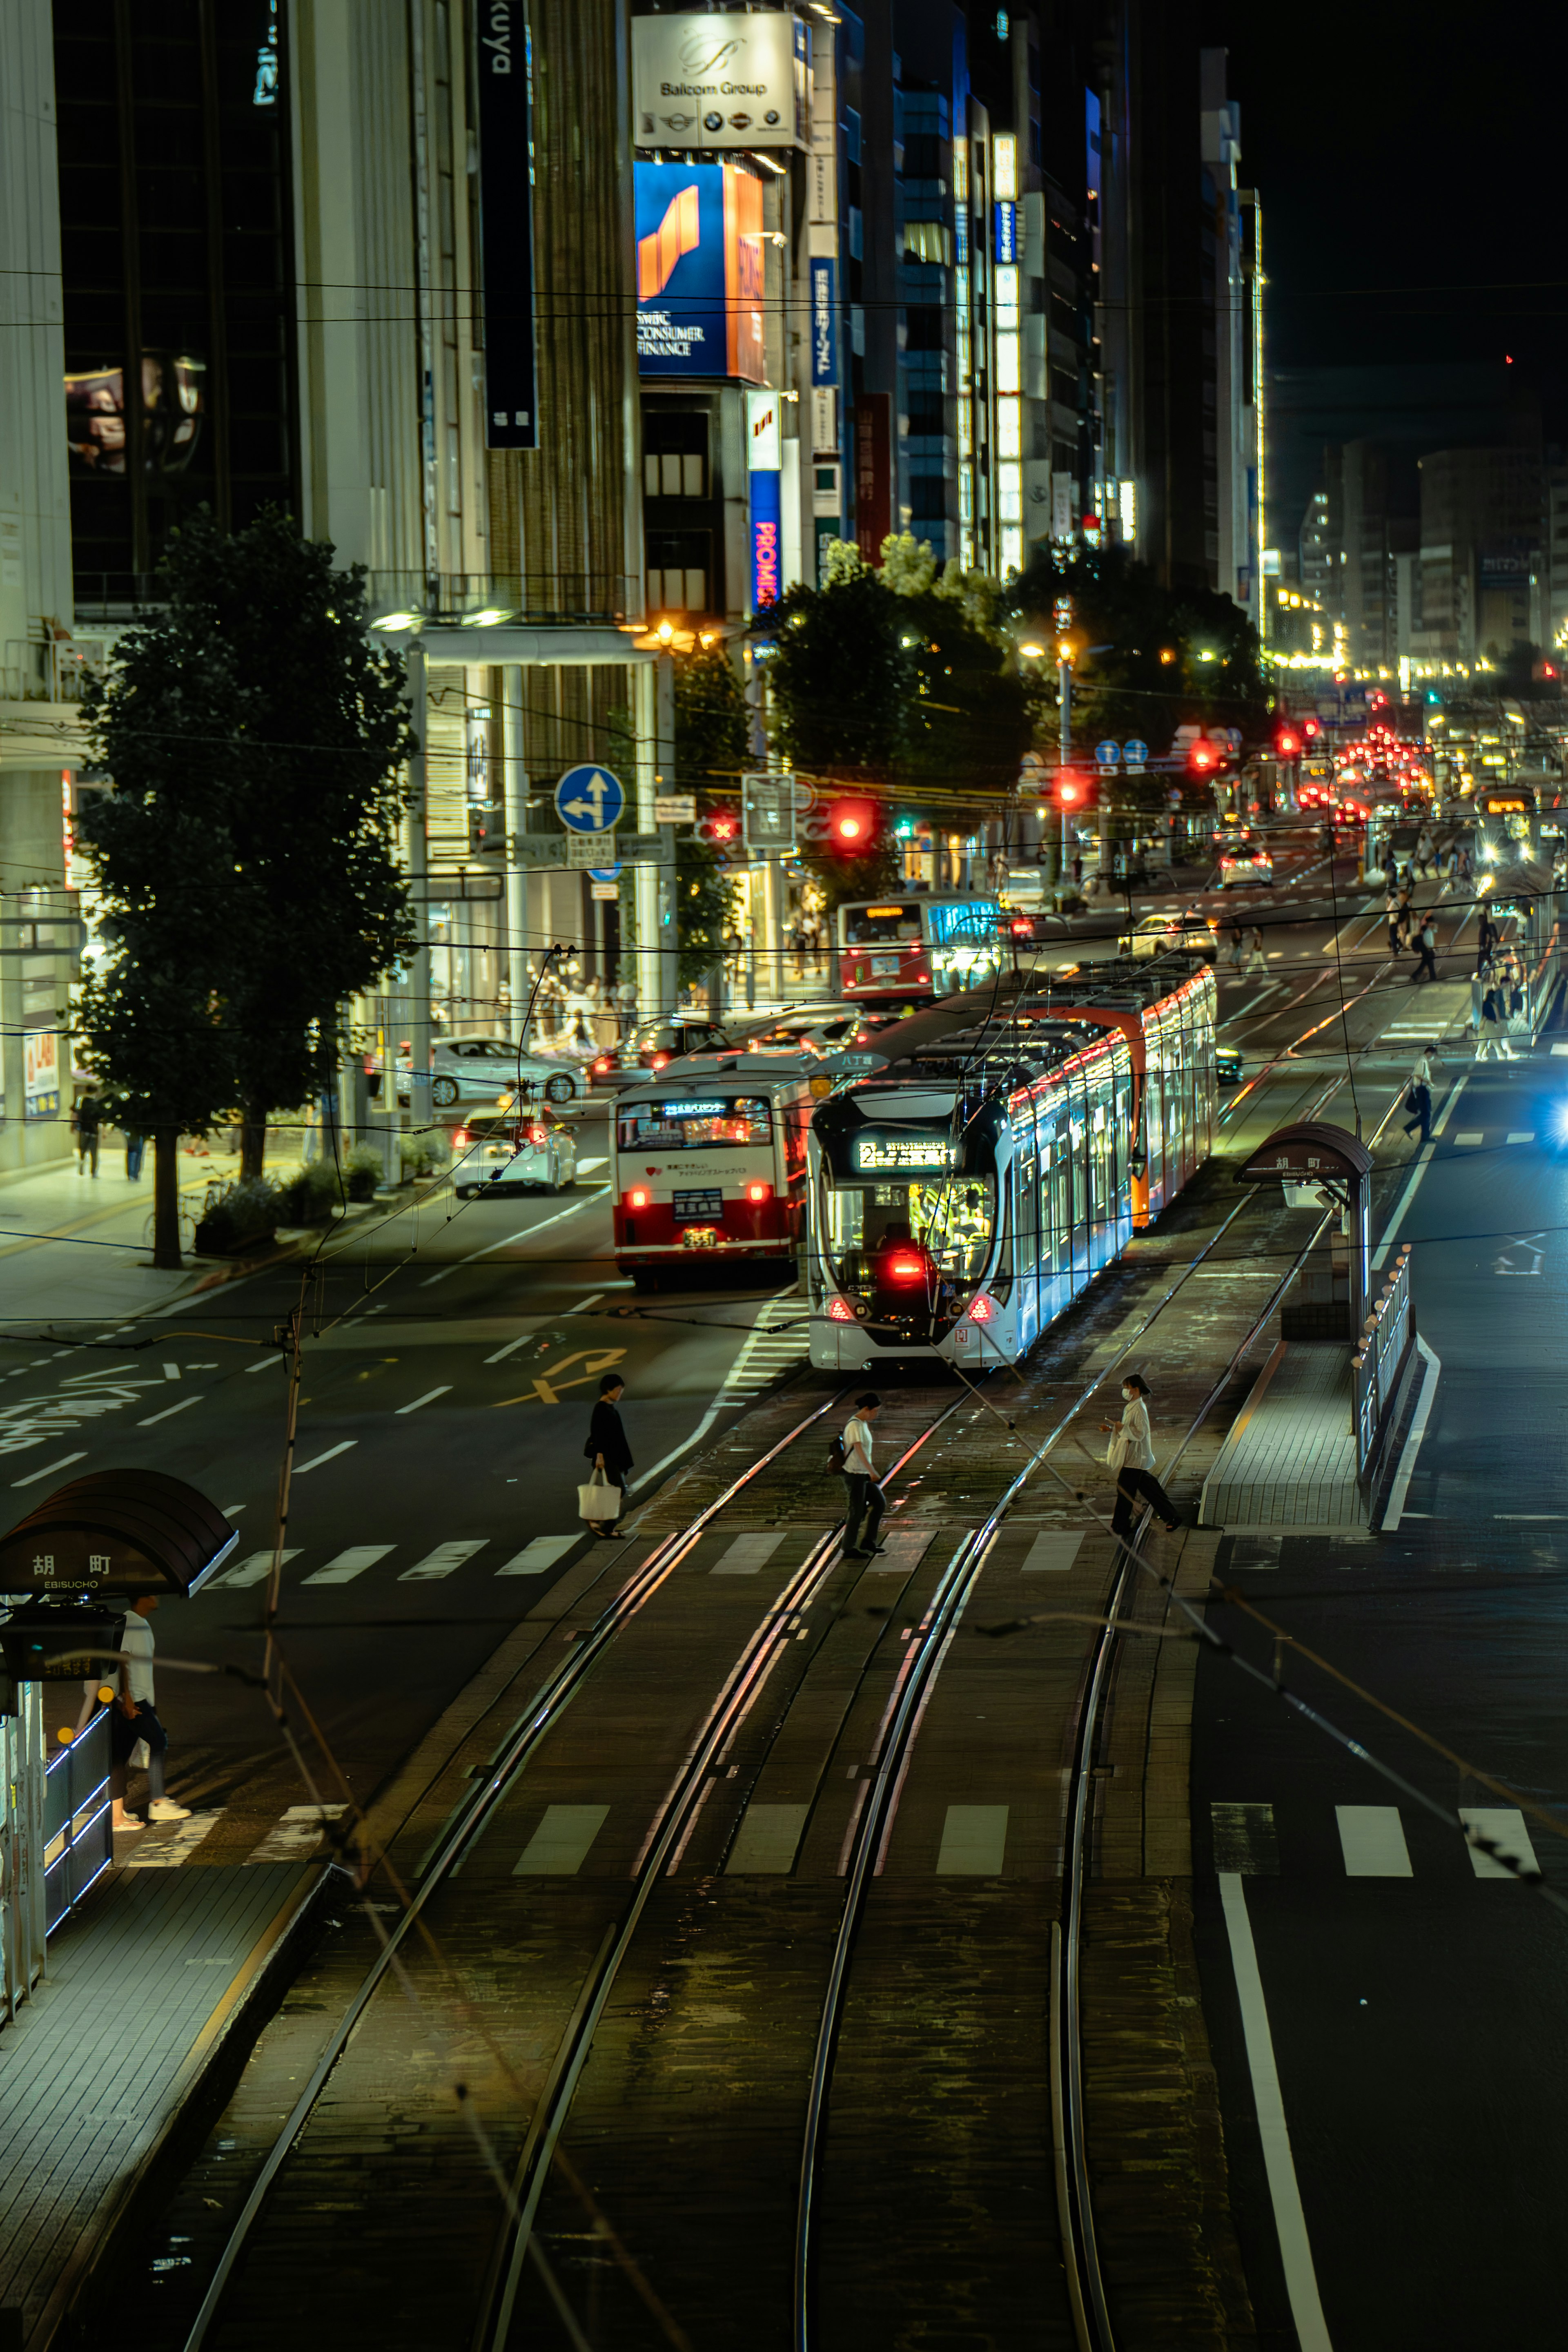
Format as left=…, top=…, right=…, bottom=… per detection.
left=837, top=894, right=1004, bottom=1003
left=612, top=1052, right=823, bottom=1289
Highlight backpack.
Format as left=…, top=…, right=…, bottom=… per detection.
left=827, top=1431, right=847, bottom=1473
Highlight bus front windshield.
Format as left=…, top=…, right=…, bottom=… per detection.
left=845, top=903, right=924, bottom=945
left=822, top=1175, right=997, bottom=1314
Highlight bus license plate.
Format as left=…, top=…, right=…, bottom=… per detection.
left=871, top=955, right=901, bottom=975
left=682, top=1225, right=719, bottom=1249
left=672, top=1188, right=722, bottom=1223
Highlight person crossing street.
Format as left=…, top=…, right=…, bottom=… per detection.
left=1100, top=1374, right=1180, bottom=1539
left=840, top=1393, right=885, bottom=1558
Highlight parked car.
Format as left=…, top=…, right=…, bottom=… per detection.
left=1118, top=910, right=1218, bottom=959
left=451, top=1113, right=578, bottom=1196
left=1216, top=1042, right=1245, bottom=1085
left=588, top=1017, right=733, bottom=1088
left=372, top=1035, right=587, bottom=1108
left=1217, top=838, right=1274, bottom=888
left=737, top=1006, right=910, bottom=1052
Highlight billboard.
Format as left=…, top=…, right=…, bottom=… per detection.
left=747, top=389, right=782, bottom=610
left=809, top=257, right=837, bottom=385
left=633, top=13, right=809, bottom=150
left=854, top=394, right=891, bottom=563
left=473, top=0, right=537, bottom=448
left=635, top=162, right=765, bottom=382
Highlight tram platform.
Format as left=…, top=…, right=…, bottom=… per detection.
left=1197, top=1340, right=1369, bottom=1534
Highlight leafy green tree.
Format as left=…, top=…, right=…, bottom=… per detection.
left=76, top=508, right=415, bottom=1264
left=672, top=641, right=743, bottom=989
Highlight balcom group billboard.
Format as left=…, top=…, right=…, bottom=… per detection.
left=635, top=161, right=765, bottom=382
left=633, top=13, right=808, bottom=150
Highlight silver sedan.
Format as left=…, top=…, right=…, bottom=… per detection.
left=452, top=1114, right=579, bottom=1197
left=390, top=1036, right=588, bottom=1108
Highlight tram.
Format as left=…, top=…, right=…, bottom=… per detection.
left=837, top=894, right=1003, bottom=1003
left=805, top=958, right=1216, bottom=1372
left=1474, top=782, right=1538, bottom=866
left=611, top=1049, right=835, bottom=1288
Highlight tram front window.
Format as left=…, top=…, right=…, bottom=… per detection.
left=823, top=1177, right=997, bottom=1317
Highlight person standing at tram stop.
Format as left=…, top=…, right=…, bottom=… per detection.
left=1100, top=1374, right=1180, bottom=1539
left=584, top=1372, right=633, bottom=1536
left=110, top=1593, right=191, bottom=1832
left=841, top=1393, right=886, bottom=1560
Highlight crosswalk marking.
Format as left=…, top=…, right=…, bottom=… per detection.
left=1506, top=1131, right=1536, bottom=1144
left=1452, top=1132, right=1483, bottom=1145
left=935, top=1803, right=1009, bottom=1874
left=728, top=1801, right=809, bottom=1873
left=123, top=1810, right=223, bottom=1868
left=513, top=1804, right=609, bottom=1875
left=397, top=1386, right=452, bottom=1415
left=1459, top=1807, right=1541, bottom=1880
left=204, top=1549, right=299, bottom=1590
left=399, top=1539, right=488, bottom=1581
left=301, top=1545, right=394, bottom=1586
left=1335, top=1805, right=1412, bottom=1877
left=1021, top=1531, right=1085, bottom=1573
left=863, top=1525, right=936, bottom=1573
left=712, top=1532, right=785, bottom=1575
left=245, top=1803, right=350, bottom=1864
left=498, top=1535, right=579, bottom=1575
left=293, top=1440, right=357, bottom=1475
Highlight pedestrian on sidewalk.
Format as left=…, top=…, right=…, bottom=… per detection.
left=1402, top=1075, right=1432, bottom=1145
left=1410, top=1043, right=1442, bottom=1091
left=72, top=1090, right=101, bottom=1176
left=1459, top=845, right=1472, bottom=885
left=840, top=1393, right=885, bottom=1557
left=124, top=1126, right=145, bottom=1181
left=583, top=1373, right=633, bottom=1535
left=1100, top=1374, right=1180, bottom=1538
left=1477, top=980, right=1506, bottom=1060
left=109, top=1594, right=190, bottom=1831
left=1410, top=918, right=1438, bottom=984
left=1476, top=909, right=1498, bottom=974
left=1244, top=925, right=1268, bottom=976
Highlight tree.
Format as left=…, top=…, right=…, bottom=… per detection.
left=672, top=640, right=743, bottom=989
left=75, top=508, right=415, bottom=1264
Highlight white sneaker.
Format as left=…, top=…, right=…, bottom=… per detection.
left=114, top=1813, right=145, bottom=1832
left=148, top=1798, right=192, bottom=1822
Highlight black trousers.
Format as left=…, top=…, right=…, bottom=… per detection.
left=1111, top=1467, right=1178, bottom=1536
left=109, top=1702, right=167, bottom=1801
left=842, top=1473, right=885, bottom=1553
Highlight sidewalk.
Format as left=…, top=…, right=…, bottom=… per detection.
left=0, top=1860, right=320, bottom=2348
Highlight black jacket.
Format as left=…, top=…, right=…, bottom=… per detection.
left=586, top=1398, right=633, bottom=1477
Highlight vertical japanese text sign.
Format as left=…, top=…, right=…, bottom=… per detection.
left=476, top=0, right=538, bottom=449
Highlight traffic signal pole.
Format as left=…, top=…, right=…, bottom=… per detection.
left=1058, top=651, right=1071, bottom=884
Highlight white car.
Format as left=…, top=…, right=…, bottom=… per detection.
left=452, top=1114, right=578, bottom=1196
left=1119, top=910, right=1217, bottom=959
left=379, top=1036, right=587, bottom=1109
left=1217, top=842, right=1274, bottom=888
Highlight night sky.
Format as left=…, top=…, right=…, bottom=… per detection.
left=1206, top=0, right=1567, bottom=406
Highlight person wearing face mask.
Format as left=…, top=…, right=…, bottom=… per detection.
left=1100, top=1373, right=1180, bottom=1537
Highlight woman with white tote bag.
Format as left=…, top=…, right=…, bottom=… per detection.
left=580, top=1373, right=633, bottom=1535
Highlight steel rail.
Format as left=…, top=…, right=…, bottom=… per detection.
left=180, top=1384, right=852, bottom=2352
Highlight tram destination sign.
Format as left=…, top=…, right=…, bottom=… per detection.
left=854, top=1134, right=956, bottom=1173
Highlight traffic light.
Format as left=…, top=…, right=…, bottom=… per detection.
left=1274, top=721, right=1302, bottom=760
left=1301, top=715, right=1323, bottom=742
left=824, top=796, right=878, bottom=852
left=695, top=807, right=741, bottom=849
left=1185, top=737, right=1222, bottom=777
left=1043, top=767, right=1093, bottom=812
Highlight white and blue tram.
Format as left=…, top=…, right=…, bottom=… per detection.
left=805, top=958, right=1216, bottom=1372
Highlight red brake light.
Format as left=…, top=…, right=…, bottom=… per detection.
left=886, top=1253, right=924, bottom=1280
left=649, top=1052, right=670, bottom=1069
left=452, top=1127, right=469, bottom=1148
left=828, top=1296, right=856, bottom=1322
left=627, top=1187, right=650, bottom=1210
left=745, top=1181, right=771, bottom=1203
left=967, top=1294, right=996, bottom=1323
left=526, top=1122, right=548, bottom=1146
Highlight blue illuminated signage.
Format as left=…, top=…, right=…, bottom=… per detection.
left=809, top=257, right=837, bottom=385
left=993, top=201, right=1017, bottom=263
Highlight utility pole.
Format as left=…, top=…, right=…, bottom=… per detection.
left=501, top=664, right=529, bottom=1040
left=405, top=639, right=432, bottom=1148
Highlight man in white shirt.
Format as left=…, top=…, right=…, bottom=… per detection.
left=110, top=1592, right=191, bottom=1831
left=841, top=1392, right=886, bottom=1558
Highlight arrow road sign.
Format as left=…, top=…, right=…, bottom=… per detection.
left=1124, top=738, right=1149, bottom=763
left=1095, top=740, right=1120, bottom=766
left=555, top=765, right=626, bottom=833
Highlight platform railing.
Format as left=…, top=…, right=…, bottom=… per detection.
left=43, top=1709, right=113, bottom=1933
left=1353, top=1244, right=1414, bottom=1479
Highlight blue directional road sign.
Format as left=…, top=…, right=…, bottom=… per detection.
left=1094, top=740, right=1120, bottom=766
left=588, top=866, right=621, bottom=883
left=555, top=765, right=626, bottom=833
left=1123, top=738, right=1149, bottom=764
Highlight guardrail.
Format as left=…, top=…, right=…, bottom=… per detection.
left=1354, top=1244, right=1414, bottom=1478
left=43, top=1709, right=113, bottom=1933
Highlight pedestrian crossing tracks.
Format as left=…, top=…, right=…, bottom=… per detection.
left=120, top=1800, right=354, bottom=1873
left=1212, top=1799, right=1548, bottom=1884
left=198, top=1533, right=586, bottom=1587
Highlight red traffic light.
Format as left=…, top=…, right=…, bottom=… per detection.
left=695, top=807, right=740, bottom=846
left=1186, top=737, right=1221, bottom=776
left=1301, top=716, right=1322, bottom=739
left=1045, top=767, right=1092, bottom=809
left=825, top=796, right=878, bottom=852
left=1274, top=724, right=1302, bottom=759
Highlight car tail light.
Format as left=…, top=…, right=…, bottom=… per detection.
left=649, top=1052, right=670, bottom=1069
left=967, top=1294, right=996, bottom=1323
left=593, top=1056, right=613, bottom=1074
left=627, top=1187, right=650, bottom=1210
left=452, top=1127, right=469, bottom=1148
left=526, top=1122, right=548, bottom=1147
left=745, top=1181, right=771, bottom=1204
left=828, top=1296, right=856, bottom=1322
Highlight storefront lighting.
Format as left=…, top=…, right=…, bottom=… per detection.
left=997, top=395, right=1022, bottom=459
left=995, top=332, right=1020, bottom=394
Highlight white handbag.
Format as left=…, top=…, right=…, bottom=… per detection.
left=577, top=1465, right=620, bottom=1521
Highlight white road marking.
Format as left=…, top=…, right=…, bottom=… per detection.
left=11, top=1450, right=87, bottom=1486
left=302, top=1544, right=393, bottom=1585
left=419, top=1186, right=610, bottom=1285
left=484, top=1335, right=531, bottom=1363
left=1219, top=1874, right=1334, bottom=2350
left=1451, top=1132, right=1483, bottom=1146
left=577, top=1157, right=607, bottom=1173
left=513, top=1803, right=609, bottom=1875
left=1371, top=1071, right=1470, bottom=1273
left=396, top=1385, right=451, bottom=1414
left=1507, top=1131, right=1536, bottom=1144
left=497, top=1534, right=580, bottom=1575
left=292, top=1440, right=357, bottom=1474
left=245, top=1802, right=350, bottom=1863
left=246, top=1354, right=281, bottom=1372
left=727, top=1801, right=809, bottom=1873
left=162, top=1362, right=181, bottom=1380
left=1495, top=1513, right=1564, bottom=1520
left=1459, top=1806, right=1541, bottom=1880
left=1382, top=1337, right=1441, bottom=1532
left=712, top=1532, right=786, bottom=1574
left=124, top=1810, right=223, bottom=1868
left=935, top=1803, right=1009, bottom=1874
left=399, top=1539, right=487, bottom=1581
left=1021, top=1531, right=1085, bottom=1572
left=138, top=1393, right=201, bottom=1426
left=1552, top=1043, right=1568, bottom=1057
left=1335, top=1805, right=1412, bottom=1876
left=204, top=1548, right=299, bottom=1590
left=568, top=1292, right=604, bottom=1312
